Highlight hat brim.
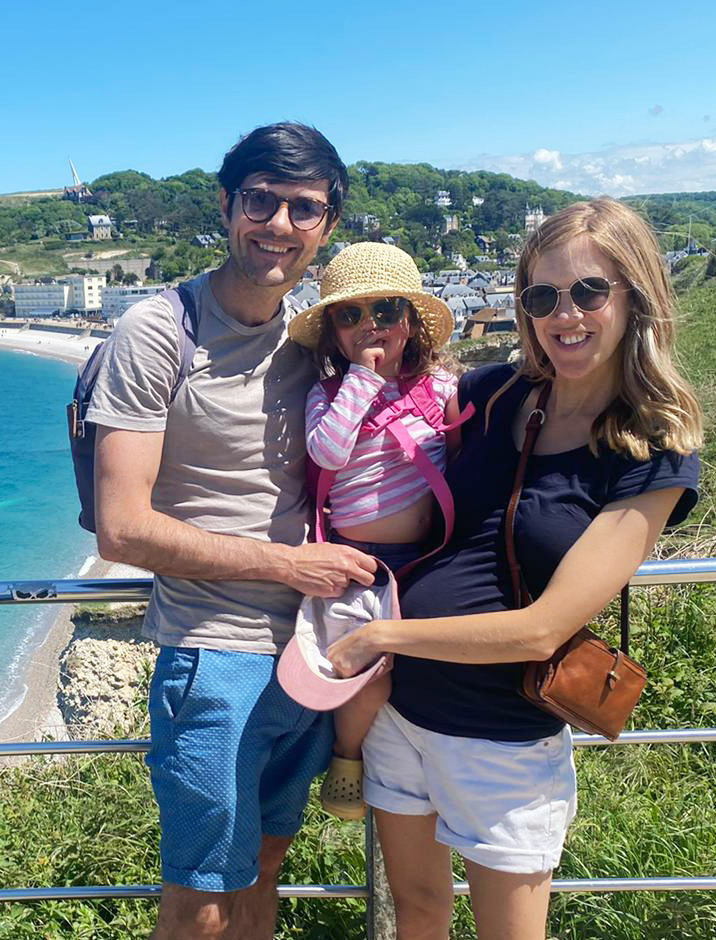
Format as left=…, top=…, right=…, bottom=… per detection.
left=277, top=558, right=399, bottom=711
left=288, top=288, right=455, bottom=351
left=277, top=635, right=392, bottom=711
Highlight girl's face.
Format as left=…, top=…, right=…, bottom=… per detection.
left=329, top=297, right=414, bottom=377
left=526, top=236, right=631, bottom=389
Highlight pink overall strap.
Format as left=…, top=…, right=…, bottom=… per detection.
left=383, top=418, right=456, bottom=579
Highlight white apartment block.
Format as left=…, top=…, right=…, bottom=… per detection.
left=14, top=283, right=71, bottom=317
left=65, top=275, right=104, bottom=312
left=101, top=284, right=166, bottom=320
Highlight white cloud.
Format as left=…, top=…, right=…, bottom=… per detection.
left=532, top=148, right=563, bottom=171
left=456, top=137, right=716, bottom=196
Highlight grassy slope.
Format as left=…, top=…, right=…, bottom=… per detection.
left=1, top=282, right=716, bottom=939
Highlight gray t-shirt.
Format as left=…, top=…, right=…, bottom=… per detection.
left=86, top=273, right=317, bottom=653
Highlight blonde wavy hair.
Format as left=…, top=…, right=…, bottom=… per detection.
left=509, top=198, right=702, bottom=460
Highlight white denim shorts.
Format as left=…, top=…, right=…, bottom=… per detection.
left=362, top=704, right=577, bottom=874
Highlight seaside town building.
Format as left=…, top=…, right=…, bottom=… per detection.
left=88, top=215, right=112, bottom=240
left=524, top=204, right=546, bottom=233
left=13, top=283, right=71, bottom=318
left=101, top=284, right=166, bottom=321
left=13, top=275, right=104, bottom=317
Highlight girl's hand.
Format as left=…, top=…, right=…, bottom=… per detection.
left=327, top=623, right=383, bottom=677
left=352, top=330, right=387, bottom=372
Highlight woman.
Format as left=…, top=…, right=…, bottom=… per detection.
left=327, top=198, right=701, bottom=940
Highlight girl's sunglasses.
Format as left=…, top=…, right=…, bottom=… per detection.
left=331, top=297, right=411, bottom=329
left=519, top=277, right=622, bottom=319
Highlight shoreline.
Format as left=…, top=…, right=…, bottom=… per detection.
left=0, top=555, right=112, bottom=744
left=0, top=326, right=104, bottom=365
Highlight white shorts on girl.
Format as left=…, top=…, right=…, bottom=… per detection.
left=362, top=703, right=577, bottom=875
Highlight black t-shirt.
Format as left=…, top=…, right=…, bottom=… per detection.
left=391, top=364, right=700, bottom=741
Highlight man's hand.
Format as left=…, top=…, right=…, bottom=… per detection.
left=279, top=543, right=377, bottom=597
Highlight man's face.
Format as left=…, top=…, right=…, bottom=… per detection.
left=220, top=173, right=336, bottom=289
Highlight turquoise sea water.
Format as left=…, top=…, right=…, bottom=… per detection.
left=0, top=349, right=96, bottom=723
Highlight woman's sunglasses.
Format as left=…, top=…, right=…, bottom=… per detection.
left=330, top=297, right=411, bottom=329
left=519, top=277, right=623, bottom=319
left=236, top=188, right=331, bottom=231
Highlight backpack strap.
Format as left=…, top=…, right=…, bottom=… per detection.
left=161, top=283, right=199, bottom=401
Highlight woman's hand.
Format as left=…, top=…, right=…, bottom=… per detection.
left=327, top=623, right=383, bottom=677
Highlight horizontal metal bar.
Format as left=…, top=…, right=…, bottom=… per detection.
left=0, top=739, right=151, bottom=756
left=1, top=558, right=716, bottom=607
left=0, top=578, right=153, bottom=605
left=4, top=728, right=716, bottom=758
left=3, top=876, right=716, bottom=904
left=0, top=884, right=368, bottom=902
left=572, top=727, right=716, bottom=747
left=630, top=558, right=716, bottom=585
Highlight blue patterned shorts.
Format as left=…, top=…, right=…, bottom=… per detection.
left=146, top=646, right=334, bottom=892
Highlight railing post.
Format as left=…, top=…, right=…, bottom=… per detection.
left=365, top=809, right=396, bottom=939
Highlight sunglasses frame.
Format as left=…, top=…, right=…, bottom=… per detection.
left=519, top=277, right=623, bottom=319
left=235, top=188, right=332, bottom=231
left=330, top=297, right=412, bottom=330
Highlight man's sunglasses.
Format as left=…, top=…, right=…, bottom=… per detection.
left=235, top=188, right=331, bottom=231
left=331, top=297, right=411, bottom=329
left=519, top=277, right=623, bottom=319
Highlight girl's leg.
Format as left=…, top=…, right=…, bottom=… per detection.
left=464, top=860, right=552, bottom=940
left=334, top=673, right=391, bottom=759
left=321, top=675, right=391, bottom=819
left=374, top=808, right=454, bottom=940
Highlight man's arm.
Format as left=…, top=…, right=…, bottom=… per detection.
left=94, top=426, right=376, bottom=597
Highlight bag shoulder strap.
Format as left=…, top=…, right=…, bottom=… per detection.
left=504, top=383, right=551, bottom=609
left=504, top=382, right=631, bottom=651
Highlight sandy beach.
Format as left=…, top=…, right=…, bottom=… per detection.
left=0, top=325, right=104, bottom=365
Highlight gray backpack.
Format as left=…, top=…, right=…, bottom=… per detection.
left=66, top=284, right=198, bottom=532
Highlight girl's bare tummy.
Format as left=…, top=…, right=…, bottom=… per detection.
left=334, top=491, right=434, bottom=544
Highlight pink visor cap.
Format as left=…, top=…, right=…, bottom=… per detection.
left=277, top=560, right=400, bottom=711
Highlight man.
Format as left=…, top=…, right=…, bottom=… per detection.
left=88, top=123, right=376, bottom=940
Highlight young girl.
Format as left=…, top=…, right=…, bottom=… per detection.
left=288, top=241, right=458, bottom=819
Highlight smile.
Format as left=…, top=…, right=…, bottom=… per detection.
left=556, top=332, right=591, bottom=347
left=254, top=241, right=293, bottom=255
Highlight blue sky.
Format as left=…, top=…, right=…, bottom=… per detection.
left=3, top=0, right=716, bottom=197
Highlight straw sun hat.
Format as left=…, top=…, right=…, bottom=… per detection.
left=288, top=242, right=454, bottom=350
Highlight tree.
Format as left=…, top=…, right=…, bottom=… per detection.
left=122, top=272, right=139, bottom=285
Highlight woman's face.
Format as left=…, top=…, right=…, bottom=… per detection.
left=527, top=236, right=631, bottom=387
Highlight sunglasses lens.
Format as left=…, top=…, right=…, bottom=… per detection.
left=290, top=197, right=327, bottom=230
left=570, top=277, right=611, bottom=311
left=520, top=284, right=558, bottom=318
left=372, top=298, right=405, bottom=327
left=333, top=306, right=363, bottom=328
left=241, top=189, right=276, bottom=221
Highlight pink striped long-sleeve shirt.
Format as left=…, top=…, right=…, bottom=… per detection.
left=305, top=364, right=457, bottom=528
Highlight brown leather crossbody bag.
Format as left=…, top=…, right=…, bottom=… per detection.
left=506, top=383, right=647, bottom=741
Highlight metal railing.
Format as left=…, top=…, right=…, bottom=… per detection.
left=1, top=558, right=716, bottom=932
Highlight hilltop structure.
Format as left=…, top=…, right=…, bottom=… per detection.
left=63, top=159, right=93, bottom=203
left=525, top=204, right=546, bottom=233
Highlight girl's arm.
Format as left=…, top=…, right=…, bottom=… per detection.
left=327, top=486, right=683, bottom=676
left=305, top=366, right=386, bottom=470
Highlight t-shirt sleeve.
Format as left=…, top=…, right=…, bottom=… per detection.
left=84, top=294, right=182, bottom=432
left=605, top=449, right=700, bottom=526
left=457, top=363, right=517, bottom=432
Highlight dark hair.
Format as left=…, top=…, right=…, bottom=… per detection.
left=218, top=122, right=348, bottom=225
left=315, top=302, right=443, bottom=381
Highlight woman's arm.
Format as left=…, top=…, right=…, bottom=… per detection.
left=305, top=366, right=386, bottom=470
left=327, top=486, right=684, bottom=676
